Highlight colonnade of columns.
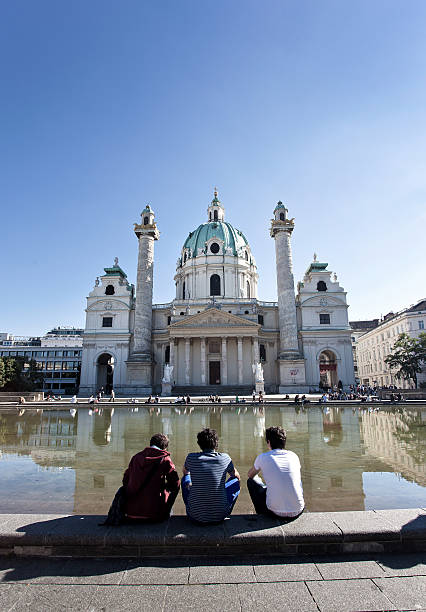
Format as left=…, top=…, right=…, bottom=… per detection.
left=167, top=336, right=259, bottom=386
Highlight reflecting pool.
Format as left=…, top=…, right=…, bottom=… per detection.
left=0, top=404, right=425, bottom=514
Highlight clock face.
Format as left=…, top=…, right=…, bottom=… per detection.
left=320, top=297, right=328, bottom=306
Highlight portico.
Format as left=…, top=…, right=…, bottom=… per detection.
left=165, top=308, right=260, bottom=387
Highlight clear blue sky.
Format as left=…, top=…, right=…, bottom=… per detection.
left=1, top=0, right=425, bottom=336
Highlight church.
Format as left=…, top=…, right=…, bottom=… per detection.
left=79, top=190, right=355, bottom=396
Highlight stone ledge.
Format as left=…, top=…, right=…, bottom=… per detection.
left=0, top=510, right=425, bottom=558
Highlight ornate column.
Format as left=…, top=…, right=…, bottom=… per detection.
left=200, top=337, right=206, bottom=385
left=252, top=337, right=259, bottom=383
left=270, top=202, right=306, bottom=392
left=237, top=337, right=243, bottom=385
left=170, top=338, right=175, bottom=367
left=126, top=205, right=160, bottom=394
left=221, top=337, right=228, bottom=385
left=185, top=338, right=191, bottom=385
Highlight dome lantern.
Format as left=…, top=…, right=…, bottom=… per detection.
left=207, top=187, right=225, bottom=222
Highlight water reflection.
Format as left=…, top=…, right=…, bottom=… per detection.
left=0, top=405, right=425, bottom=514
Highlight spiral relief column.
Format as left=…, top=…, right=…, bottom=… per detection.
left=126, top=205, right=160, bottom=394
left=270, top=202, right=307, bottom=393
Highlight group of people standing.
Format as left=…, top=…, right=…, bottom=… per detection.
left=118, top=426, right=304, bottom=525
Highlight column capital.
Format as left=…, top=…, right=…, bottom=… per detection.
left=270, top=219, right=294, bottom=239
left=134, top=224, right=160, bottom=240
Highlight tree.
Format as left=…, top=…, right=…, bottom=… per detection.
left=0, top=357, right=44, bottom=391
left=385, top=332, right=426, bottom=388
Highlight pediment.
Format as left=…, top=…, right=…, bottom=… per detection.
left=300, top=295, right=346, bottom=307
left=170, top=307, right=259, bottom=329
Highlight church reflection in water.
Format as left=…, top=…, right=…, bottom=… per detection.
left=0, top=405, right=425, bottom=514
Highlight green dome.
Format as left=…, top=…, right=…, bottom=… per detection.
left=183, top=221, right=249, bottom=257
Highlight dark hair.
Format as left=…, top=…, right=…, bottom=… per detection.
left=150, top=433, right=169, bottom=450
left=197, top=428, right=219, bottom=450
left=265, top=426, right=287, bottom=449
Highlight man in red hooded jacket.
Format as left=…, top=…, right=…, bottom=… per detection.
left=123, top=433, right=180, bottom=521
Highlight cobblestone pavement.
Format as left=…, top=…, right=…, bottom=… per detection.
left=0, top=553, right=425, bottom=611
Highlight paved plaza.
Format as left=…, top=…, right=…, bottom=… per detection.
left=0, top=553, right=425, bottom=611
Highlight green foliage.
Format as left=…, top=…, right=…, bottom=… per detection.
left=384, top=332, right=426, bottom=388
left=0, top=356, right=44, bottom=391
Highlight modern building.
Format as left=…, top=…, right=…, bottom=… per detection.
left=355, top=299, right=426, bottom=388
left=79, top=191, right=356, bottom=395
left=0, top=328, right=83, bottom=394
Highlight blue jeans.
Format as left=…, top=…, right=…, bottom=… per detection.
left=182, top=474, right=240, bottom=523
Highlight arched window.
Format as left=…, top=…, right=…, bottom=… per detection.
left=105, top=285, right=115, bottom=295
left=209, top=212, right=212, bottom=220
left=144, top=216, right=149, bottom=225
left=213, top=210, right=218, bottom=221
left=317, top=281, right=327, bottom=292
left=182, top=281, right=186, bottom=300
left=165, top=345, right=170, bottom=363
left=260, top=344, right=266, bottom=362
left=279, top=213, right=285, bottom=221
left=210, top=274, right=221, bottom=296
left=184, top=252, right=187, bottom=262
left=247, top=281, right=251, bottom=298
left=245, top=251, right=248, bottom=261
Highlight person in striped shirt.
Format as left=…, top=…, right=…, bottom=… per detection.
left=182, top=428, right=240, bottom=524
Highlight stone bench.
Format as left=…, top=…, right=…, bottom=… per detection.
left=0, top=509, right=425, bottom=558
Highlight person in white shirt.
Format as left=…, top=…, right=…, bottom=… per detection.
left=247, top=426, right=304, bottom=518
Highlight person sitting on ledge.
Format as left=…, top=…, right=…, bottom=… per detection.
left=247, top=426, right=304, bottom=519
left=123, top=433, right=180, bottom=522
left=182, top=427, right=240, bottom=524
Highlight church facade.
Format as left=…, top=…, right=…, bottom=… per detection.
left=79, top=191, right=355, bottom=395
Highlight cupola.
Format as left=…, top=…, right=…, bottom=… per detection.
left=141, top=204, right=155, bottom=226
left=207, top=188, right=225, bottom=222
left=273, top=201, right=288, bottom=222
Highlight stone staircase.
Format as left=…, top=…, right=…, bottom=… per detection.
left=172, top=385, right=253, bottom=397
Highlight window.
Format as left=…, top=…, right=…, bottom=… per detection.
left=167, top=316, right=171, bottom=325
left=144, top=216, right=149, bottom=225
left=210, top=242, right=220, bottom=254
left=165, top=345, right=170, bottom=363
left=105, top=285, right=115, bottom=295
left=258, top=314, right=264, bottom=325
left=55, top=351, right=63, bottom=357
left=213, top=210, right=218, bottom=221
left=180, top=312, right=185, bottom=316
left=102, top=317, right=113, bottom=327
left=184, top=252, right=187, bottom=262
left=260, top=344, right=266, bottom=362
left=210, top=274, right=221, bottom=296
left=419, top=320, right=424, bottom=330
left=279, top=213, right=285, bottom=221
left=182, top=281, right=186, bottom=300
left=244, top=310, right=249, bottom=314
left=46, top=362, right=54, bottom=370
left=320, top=313, right=330, bottom=324
left=245, top=251, right=248, bottom=261
left=317, top=281, right=327, bottom=292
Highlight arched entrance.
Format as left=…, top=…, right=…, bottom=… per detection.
left=319, top=349, right=338, bottom=389
left=96, top=353, right=114, bottom=393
